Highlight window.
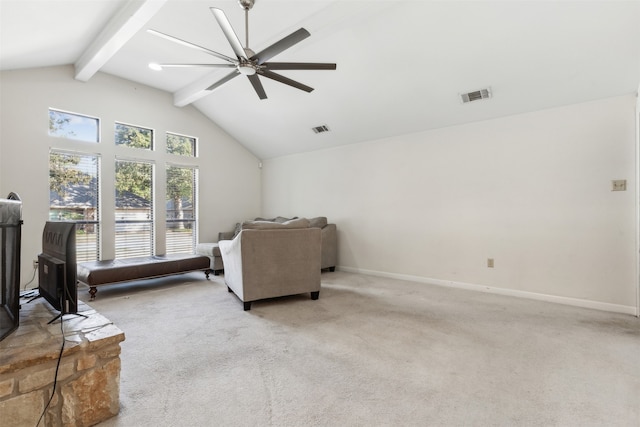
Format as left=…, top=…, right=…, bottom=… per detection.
left=166, top=133, right=196, bottom=157
left=49, top=109, right=99, bottom=143
left=115, top=123, right=153, bottom=150
left=115, top=160, right=153, bottom=258
left=166, top=166, right=197, bottom=254
left=48, top=151, right=100, bottom=261
left=47, top=109, right=201, bottom=259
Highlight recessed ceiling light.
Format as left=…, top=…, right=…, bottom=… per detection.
left=148, top=63, right=162, bottom=71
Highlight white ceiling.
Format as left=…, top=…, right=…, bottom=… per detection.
left=2, top=0, right=639, bottom=159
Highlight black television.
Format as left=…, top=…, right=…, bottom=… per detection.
left=38, top=221, right=77, bottom=315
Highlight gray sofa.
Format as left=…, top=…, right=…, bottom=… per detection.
left=198, top=216, right=336, bottom=275
left=219, top=218, right=321, bottom=310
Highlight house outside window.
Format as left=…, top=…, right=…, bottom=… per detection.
left=48, top=151, right=100, bottom=262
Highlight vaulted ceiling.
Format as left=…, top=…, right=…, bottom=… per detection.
left=2, top=0, right=639, bottom=159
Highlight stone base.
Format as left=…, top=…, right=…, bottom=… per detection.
left=0, top=296, right=125, bottom=427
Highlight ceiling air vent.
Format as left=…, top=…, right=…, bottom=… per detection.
left=312, top=125, right=330, bottom=134
left=460, top=87, right=492, bottom=103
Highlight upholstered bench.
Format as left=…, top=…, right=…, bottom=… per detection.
left=77, top=254, right=210, bottom=300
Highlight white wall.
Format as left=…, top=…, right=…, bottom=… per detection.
left=0, top=65, right=261, bottom=283
left=263, top=95, right=638, bottom=313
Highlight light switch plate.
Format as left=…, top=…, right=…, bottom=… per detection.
left=612, top=180, right=627, bottom=191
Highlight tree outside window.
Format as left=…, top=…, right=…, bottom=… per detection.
left=115, top=122, right=153, bottom=150
left=166, top=133, right=196, bottom=157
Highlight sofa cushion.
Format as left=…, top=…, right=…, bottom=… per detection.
left=253, top=216, right=298, bottom=223
left=308, top=216, right=328, bottom=229
left=242, top=218, right=310, bottom=230
left=277, top=216, right=298, bottom=223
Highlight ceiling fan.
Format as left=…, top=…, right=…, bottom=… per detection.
left=147, top=0, right=336, bottom=100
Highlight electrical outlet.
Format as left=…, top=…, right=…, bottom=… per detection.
left=612, top=180, right=627, bottom=191
left=33, top=259, right=38, bottom=269
left=487, top=258, right=494, bottom=268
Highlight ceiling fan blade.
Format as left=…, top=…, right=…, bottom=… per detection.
left=210, top=8, right=248, bottom=60
left=251, top=28, right=310, bottom=64
left=156, top=63, right=237, bottom=68
left=260, top=70, right=313, bottom=93
left=147, top=29, right=237, bottom=63
left=263, top=62, right=337, bottom=70
left=247, top=75, right=267, bottom=100
left=206, top=70, right=240, bottom=91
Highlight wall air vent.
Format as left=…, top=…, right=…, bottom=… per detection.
left=312, top=125, right=330, bottom=134
left=460, top=88, right=492, bottom=103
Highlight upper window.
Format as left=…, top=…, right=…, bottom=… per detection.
left=49, top=109, right=99, bottom=143
left=166, top=133, right=196, bottom=157
left=115, top=123, right=153, bottom=150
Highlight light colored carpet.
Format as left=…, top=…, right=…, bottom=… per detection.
left=89, top=271, right=640, bottom=427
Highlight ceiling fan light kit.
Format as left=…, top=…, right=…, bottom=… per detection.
left=147, top=0, right=336, bottom=100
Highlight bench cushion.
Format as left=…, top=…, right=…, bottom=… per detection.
left=77, top=254, right=210, bottom=286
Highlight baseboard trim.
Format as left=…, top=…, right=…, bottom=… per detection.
left=337, top=266, right=637, bottom=316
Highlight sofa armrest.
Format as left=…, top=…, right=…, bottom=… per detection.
left=218, top=234, right=244, bottom=298
left=218, top=230, right=235, bottom=241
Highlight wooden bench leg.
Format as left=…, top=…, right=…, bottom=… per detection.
left=89, top=287, right=97, bottom=301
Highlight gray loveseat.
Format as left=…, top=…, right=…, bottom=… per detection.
left=219, top=218, right=321, bottom=310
